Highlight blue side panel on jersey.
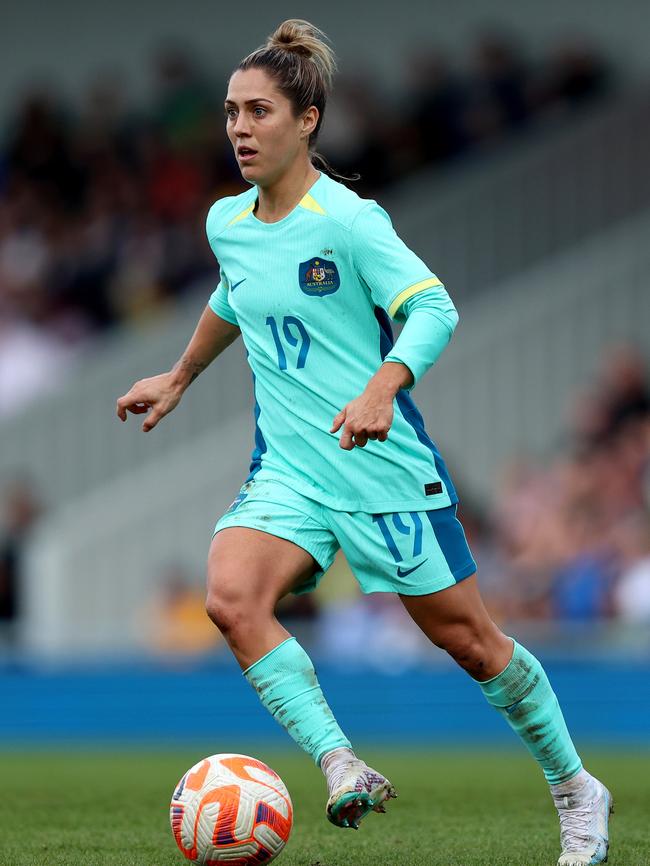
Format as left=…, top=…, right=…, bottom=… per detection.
left=395, top=391, right=458, bottom=503
left=373, top=307, right=458, bottom=503
left=425, top=506, right=476, bottom=581
left=374, top=305, right=395, bottom=360
left=246, top=370, right=267, bottom=482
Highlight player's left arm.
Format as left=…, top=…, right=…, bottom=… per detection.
left=330, top=289, right=457, bottom=449
left=331, top=204, right=458, bottom=450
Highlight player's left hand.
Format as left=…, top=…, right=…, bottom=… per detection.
left=330, top=390, right=393, bottom=450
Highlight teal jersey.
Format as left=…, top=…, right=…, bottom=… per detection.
left=207, top=172, right=458, bottom=513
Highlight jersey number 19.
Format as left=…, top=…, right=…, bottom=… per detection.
left=266, top=315, right=311, bottom=370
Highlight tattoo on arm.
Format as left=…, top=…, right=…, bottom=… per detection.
left=176, top=358, right=207, bottom=385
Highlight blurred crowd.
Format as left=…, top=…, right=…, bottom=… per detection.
left=0, top=28, right=629, bottom=659
left=0, top=32, right=611, bottom=418
left=474, top=345, right=650, bottom=625
left=2, top=345, right=649, bottom=656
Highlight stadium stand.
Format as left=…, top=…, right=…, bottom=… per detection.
left=17, top=207, right=650, bottom=656
left=2, top=91, right=650, bottom=508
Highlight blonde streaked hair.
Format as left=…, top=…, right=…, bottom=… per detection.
left=236, top=20, right=344, bottom=173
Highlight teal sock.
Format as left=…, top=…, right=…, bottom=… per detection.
left=479, top=640, right=582, bottom=784
left=243, top=637, right=351, bottom=766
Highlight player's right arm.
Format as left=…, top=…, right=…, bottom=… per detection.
left=116, top=307, right=240, bottom=432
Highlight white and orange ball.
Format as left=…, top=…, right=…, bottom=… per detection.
left=170, top=753, right=293, bottom=865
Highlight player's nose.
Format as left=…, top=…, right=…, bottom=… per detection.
left=233, top=114, right=251, bottom=136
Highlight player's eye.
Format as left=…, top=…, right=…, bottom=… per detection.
left=225, top=108, right=237, bottom=120
left=253, top=106, right=267, bottom=118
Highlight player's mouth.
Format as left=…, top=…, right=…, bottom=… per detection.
left=237, top=146, right=258, bottom=162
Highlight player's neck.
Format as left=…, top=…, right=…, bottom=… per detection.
left=255, top=163, right=320, bottom=224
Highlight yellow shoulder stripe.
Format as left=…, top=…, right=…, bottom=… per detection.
left=227, top=203, right=255, bottom=226
left=388, top=277, right=442, bottom=318
left=300, top=193, right=327, bottom=215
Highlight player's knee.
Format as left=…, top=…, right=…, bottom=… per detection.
left=205, top=582, right=255, bottom=637
left=205, top=591, right=239, bottom=636
left=436, top=625, right=492, bottom=678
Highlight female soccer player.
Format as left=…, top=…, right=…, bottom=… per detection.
left=117, top=20, right=611, bottom=865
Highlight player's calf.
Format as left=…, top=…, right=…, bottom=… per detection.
left=321, top=747, right=397, bottom=829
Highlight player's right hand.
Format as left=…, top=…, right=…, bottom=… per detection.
left=116, top=372, right=183, bottom=432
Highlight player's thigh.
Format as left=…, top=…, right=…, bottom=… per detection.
left=208, top=526, right=319, bottom=608
left=208, top=478, right=339, bottom=606
left=400, top=575, right=513, bottom=678
left=330, top=504, right=477, bottom=598
left=399, top=573, right=496, bottom=636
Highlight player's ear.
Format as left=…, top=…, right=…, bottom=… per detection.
left=300, top=106, right=319, bottom=140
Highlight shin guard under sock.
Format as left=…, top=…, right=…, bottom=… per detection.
left=479, top=640, right=582, bottom=784
left=244, top=637, right=351, bottom=766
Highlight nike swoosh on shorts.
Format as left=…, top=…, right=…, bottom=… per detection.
left=396, top=559, right=428, bottom=577
left=230, top=278, right=247, bottom=291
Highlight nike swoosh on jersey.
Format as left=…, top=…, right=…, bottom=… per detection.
left=396, top=559, right=429, bottom=577
left=230, top=278, right=247, bottom=291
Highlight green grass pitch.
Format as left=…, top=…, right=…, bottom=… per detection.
left=4, top=749, right=649, bottom=865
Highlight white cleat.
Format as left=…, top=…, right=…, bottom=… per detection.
left=323, top=753, right=397, bottom=829
left=552, top=771, right=614, bottom=866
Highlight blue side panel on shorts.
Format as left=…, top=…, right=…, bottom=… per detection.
left=374, top=307, right=458, bottom=503
left=246, top=371, right=267, bottom=482
left=425, top=506, right=476, bottom=582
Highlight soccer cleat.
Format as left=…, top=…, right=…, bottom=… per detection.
left=324, top=757, right=397, bottom=829
left=552, top=772, right=614, bottom=866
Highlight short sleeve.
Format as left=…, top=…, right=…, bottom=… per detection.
left=208, top=280, right=239, bottom=326
left=351, top=202, right=443, bottom=321
left=205, top=202, right=239, bottom=326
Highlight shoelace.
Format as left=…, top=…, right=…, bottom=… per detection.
left=556, top=792, right=598, bottom=850
left=326, top=759, right=367, bottom=794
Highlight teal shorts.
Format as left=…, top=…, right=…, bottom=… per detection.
left=213, top=478, right=476, bottom=596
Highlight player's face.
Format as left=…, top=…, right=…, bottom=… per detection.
left=225, top=68, right=315, bottom=186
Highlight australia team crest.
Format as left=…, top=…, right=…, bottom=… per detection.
left=298, top=257, right=340, bottom=297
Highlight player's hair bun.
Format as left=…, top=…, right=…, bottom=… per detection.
left=266, top=19, right=336, bottom=87
left=268, top=19, right=314, bottom=55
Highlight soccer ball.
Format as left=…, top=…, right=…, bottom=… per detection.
left=170, top=753, right=293, bottom=864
